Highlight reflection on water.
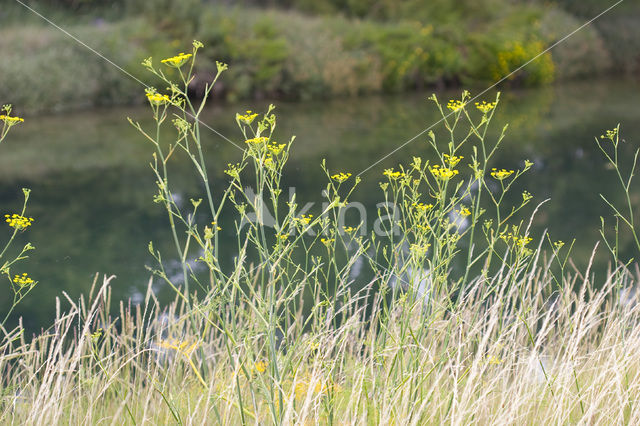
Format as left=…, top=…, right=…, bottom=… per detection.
left=1, top=78, right=639, bottom=331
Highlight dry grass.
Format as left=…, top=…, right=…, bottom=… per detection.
left=2, top=255, right=639, bottom=424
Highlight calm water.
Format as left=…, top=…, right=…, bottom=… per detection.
left=2, top=79, right=639, bottom=331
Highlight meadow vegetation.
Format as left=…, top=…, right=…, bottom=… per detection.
left=1, top=43, right=639, bottom=424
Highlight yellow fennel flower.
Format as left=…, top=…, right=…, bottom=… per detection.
left=254, top=360, right=268, bottom=373
left=475, top=101, right=497, bottom=114
left=13, top=273, right=35, bottom=287
left=458, top=207, right=471, bottom=217
left=447, top=100, right=466, bottom=112
left=0, top=115, right=24, bottom=125
left=491, top=168, right=514, bottom=180
left=245, top=136, right=269, bottom=145
left=146, top=92, right=171, bottom=105
left=443, top=154, right=463, bottom=167
left=268, top=143, right=286, bottom=155
left=383, top=168, right=403, bottom=179
left=430, top=165, right=458, bottom=180
left=236, top=110, right=259, bottom=125
left=5, top=214, right=34, bottom=230
left=160, top=52, right=193, bottom=68
left=331, top=172, right=352, bottom=183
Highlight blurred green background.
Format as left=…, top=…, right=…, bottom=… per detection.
left=1, top=0, right=637, bottom=112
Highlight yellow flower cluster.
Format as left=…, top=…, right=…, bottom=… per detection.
left=491, top=168, right=514, bottom=180
left=343, top=226, right=356, bottom=234
left=458, top=207, right=471, bottom=217
left=331, top=172, right=352, bottom=183
left=254, top=360, right=268, bottom=373
left=268, top=143, right=286, bottom=155
left=412, top=202, right=433, bottom=213
left=295, top=380, right=329, bottom=399
left=475, top=101, right=497, bottom=114
left=501, top=232, right=532, bottom=247
left=297, top=214, right=313, bottom=225
left=443, top=154, right=463, bottom=167
left=146, top=92, right=171, bottom=105
left=211, top=221, right=221, bottom=231
left=430, top=165, right=459, bottom=180
left=5, top=214, right=34, bottom=230
left=160, top=52, right=193, bottom=68
left=600, top=128, right=619, bottom=141
left=320, top=237, right=335, bottom=246
left=13, top=273, right=35, bottom=287
left=383, top=168, right=403, bottom=179
left=447, top=100, right=466, bottom=112
left=0, top=115, right=25, bottom=124
left=236, top=110, right=259, bottom=125
left=410, top=243, right=431, bottom=256
left=159, top=338, right=198, bottom=355
left=245, top=136, right=269, bottom=145
left=224, top=163, right=241, bottom=179
left=487, top=355, right=503, bottom=365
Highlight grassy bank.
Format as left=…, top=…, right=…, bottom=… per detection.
left=3, top=270, right=640, bottom=423
left=0, top=0, right=630, bottom=113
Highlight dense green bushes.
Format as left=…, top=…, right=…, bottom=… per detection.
left=0, top=0, right=635, bottom=112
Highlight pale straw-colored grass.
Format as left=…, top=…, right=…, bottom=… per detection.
left=2, top=253, right=639, bottom=425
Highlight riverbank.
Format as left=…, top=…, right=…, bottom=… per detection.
left=0, top=1, right=636, bottom=113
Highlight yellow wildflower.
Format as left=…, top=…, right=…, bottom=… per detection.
left=298, top=214, right=313, bottom=225
left=600, top=128, right=619, bottom=141
left=410, top=243, right=431, bottom=256
left=295, top=380, right=328, bottom=399
left=447, top=100, right=466, bottom=112
left=343, top=226, right=356, bottom=234
left=159, top=338, right=198, bottom=356
left=254, top=360, right=268, bottom=373
left=146, top=92, right=171, bottom=105
left=430, top=165, right=459, bottom=180
left=443, top=154, right=463, bottom=167
left=13, top=272, right=35, bottom=287
left=224, top=163, right=241, bottom=179
left=0, top=115, right=24, bottom=125
left=236, top=110, right=259, bottom=125
left=268, top=143, right=286, bottom=155
left=491, top=168, right=514, bottom=180
left=412, top=202, right=434, bottom=213
left=5, top=214, right=34, bottom=230
left=160, top=52, right=193, bottom=68
left=475, top=101, right=497, bottom=114
left=245, top=136, right=269, bottom=145
left=331, top=172, right=352, bottom=183
left=383, top=168, right=403, bottom=179
left=458, top=207, right=471, bottom=217
left=487, top=355, right=503, bottom=365
left=211, top=221, right=221, bottom=231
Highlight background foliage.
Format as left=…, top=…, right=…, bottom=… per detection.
left=0, top=0, right=636, bottom=112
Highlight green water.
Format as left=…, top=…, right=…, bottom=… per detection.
left=1, top=78, right=639, bottom=331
